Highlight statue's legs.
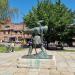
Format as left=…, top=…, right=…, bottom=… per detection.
left=28, top=46, right=33, bottom=55
left=34, top=44, right=37, bottom=54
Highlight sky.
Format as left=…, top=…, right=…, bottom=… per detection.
left=9, top=0, right=75, bottom=23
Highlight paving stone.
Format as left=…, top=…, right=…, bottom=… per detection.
left=64, top=56, right=72, bottom=60
left=60, top=72, right=74, bottom=75
left=50, top=70, right=60, bottom=75
left=38, top=69, right=50, bottom=75
left=68, top=62, right=75, bottom=68
left=0, top=49, right=75, bottom=75
left=49, top=68, right=57, bottom=71
left=0, top=71, right=13, bottom=75
left=0, top=67, right=6, bottom=71
left=68, top=67, right=75, bottom=72
left=14, top=68, right=29, bottom=75
left=14, top=72, right=26, bottom=75
left=55, top=57, right=65, bottom=62
left=16, top=68, right=28, bottom=73
left=57, top=67, right=69, bottom=72
left=56, top=62, right=68, bottom=68
left=29, top=68, right=40, bottom=72
left=28, top=71, right=38, bottom=75
left=71, top=55, right=75, bottom=59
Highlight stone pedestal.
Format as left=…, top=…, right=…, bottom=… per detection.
left=17, top=55, right=56, bottom=69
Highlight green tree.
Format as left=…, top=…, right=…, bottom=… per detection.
left=61, top=25, right=75, bottom=46
left=47, top=3, right=74, bottom=39
left=24, top=0, right=75, bottom=46
left=24, top=0, right=52, bottom=28
left=0, top=0, right=18, bottom=24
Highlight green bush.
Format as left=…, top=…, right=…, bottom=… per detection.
left=0, top=46, right=6, bottom=53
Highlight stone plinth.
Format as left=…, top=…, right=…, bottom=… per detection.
left=17, top=54, right=56, bottom=69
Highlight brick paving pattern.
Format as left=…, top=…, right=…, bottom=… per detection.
left=0, top=49, right=75, bottom=75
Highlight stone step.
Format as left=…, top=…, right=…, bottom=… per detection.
left=17, top=55, right=56, bottom=69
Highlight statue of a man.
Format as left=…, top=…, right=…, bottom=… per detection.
left=27, top=34, right=42, bottom=55
left=33, top=34, right=42, bottom=54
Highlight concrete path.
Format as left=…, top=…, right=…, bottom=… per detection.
left=0, top=49, right=75, bottom=75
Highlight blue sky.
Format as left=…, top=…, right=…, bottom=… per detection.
left=9, top=0, right=75, bottom=23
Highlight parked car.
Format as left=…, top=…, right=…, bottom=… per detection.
left=47, top=42, right=63, bottom=50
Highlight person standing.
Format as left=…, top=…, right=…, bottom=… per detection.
left=11, top=41, right=15, bottom=52
left=28, top=39, right=33, bottom=55
left=6, top=44, right=11, bottom=53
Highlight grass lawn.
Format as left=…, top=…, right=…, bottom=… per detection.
left=0, top=46, right=24, bottom=53
left=0, top=46, right=6, bottom=53
left=47, top=49, right=75, bottom=52
left=14, top=47, right=23, bottom=51
left=63, top=49, right=75, bottom=52
left=51, top=49, right=75, bottom=52
left=0, top=45, right=75, bottom=53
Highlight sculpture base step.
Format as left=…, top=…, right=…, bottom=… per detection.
left=17, top=55, right=56, bottom=69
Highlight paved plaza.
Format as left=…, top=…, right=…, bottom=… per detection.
left=0, top=49, right=75, bottom=75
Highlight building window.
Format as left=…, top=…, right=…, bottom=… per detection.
left=6, top=31, right=8, bottom=34
left=5, top=26, right=10, bottom=28
left=8, top=31, right=10, bottom=34
left=14, top=31, right=18, bottom=34
left=3, top=31, right=6, bottom=34
left=18, top=37, right=22, bottom=41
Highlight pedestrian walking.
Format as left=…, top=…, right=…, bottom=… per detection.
left=28, top=39, right=33, bottom=55
left=11, top=42, right=15, bottom=52
left=6, top=44, right=11, bottom=53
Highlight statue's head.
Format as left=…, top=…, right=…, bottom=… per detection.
left=32, top=29, right=40, bottom=36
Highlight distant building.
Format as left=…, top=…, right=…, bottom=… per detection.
left=0, top=19, right=31, bottom=42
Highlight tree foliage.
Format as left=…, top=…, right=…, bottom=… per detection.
left=23, top=0, right=75, bottom=46
left=0, top=0, right=18, bottom=24
left=24, top=0, right=74, bottom=27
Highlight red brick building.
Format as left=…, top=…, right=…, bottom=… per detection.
left=0, top=19, right=31, bottom=42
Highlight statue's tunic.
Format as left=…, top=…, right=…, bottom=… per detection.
left=33, top=35, right=42, bottom=45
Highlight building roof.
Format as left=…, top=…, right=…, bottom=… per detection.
left=0, top=22, right=26, bottom=31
